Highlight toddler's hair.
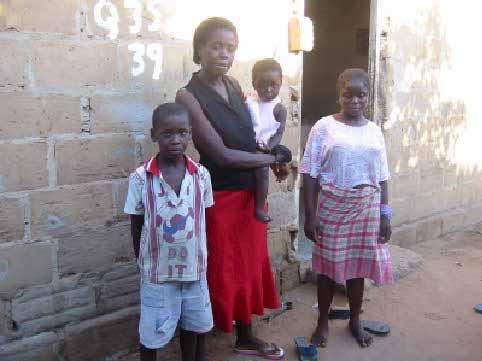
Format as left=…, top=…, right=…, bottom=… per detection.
left=152, top=103, right=189, bottom=128
left=252, top=58, right=283, bottom=82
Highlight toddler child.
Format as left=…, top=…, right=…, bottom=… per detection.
left=246, top=58, right=287, bottom=222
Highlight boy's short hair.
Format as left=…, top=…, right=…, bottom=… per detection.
left=252, top=58, right=283, bottom=82
left=336, top=68, right=369, bottom=95
left=152, top=103, right=190, bottom=128
left=193, top=17, right=239, bottom=65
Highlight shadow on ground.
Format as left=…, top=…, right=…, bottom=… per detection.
left=119, top=225, right=482, bottom=361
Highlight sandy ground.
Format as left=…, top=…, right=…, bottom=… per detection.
left=120, top=228, right=482, bottom=361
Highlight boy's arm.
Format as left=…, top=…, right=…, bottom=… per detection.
left=130, top=214, right=144, bottom=259
left=124, top=170, right=146, bottom=260
left=268, top=103, right=287, bottom=149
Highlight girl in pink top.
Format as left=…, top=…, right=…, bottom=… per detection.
left=300, top=68, right=393, bottom=348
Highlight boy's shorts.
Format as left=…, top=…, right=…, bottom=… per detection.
left=139, top=277, right=213, bottom=349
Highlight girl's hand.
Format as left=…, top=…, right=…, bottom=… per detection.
left=379, top=216, right=392, bottom=243
left=304, top=215, right=322, bottom=243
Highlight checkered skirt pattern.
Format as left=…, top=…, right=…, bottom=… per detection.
left=312, top=183, right=393, bottom=285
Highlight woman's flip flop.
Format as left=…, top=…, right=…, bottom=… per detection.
left=360, top=320, right=390, bottom=335
left=474, top=303, right=482, bottom=313
left=294, top=337, right=318, bottom=361
left=234, top=342, right=285, bottom=360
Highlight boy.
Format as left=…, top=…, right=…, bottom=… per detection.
left=246, top=58, right=288, bottom=223
left=124, top=103, right=214, bottom=361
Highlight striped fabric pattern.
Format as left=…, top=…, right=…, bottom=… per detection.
left=312, top=183, right=393, bottom=285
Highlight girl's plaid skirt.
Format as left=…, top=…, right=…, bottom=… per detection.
left=312, top=183, right=393, bottom=285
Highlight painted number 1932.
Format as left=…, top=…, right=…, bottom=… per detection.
left=93, top=0, right=165, bottom=80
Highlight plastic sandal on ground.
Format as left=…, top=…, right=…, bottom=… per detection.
left=361, top=320, right=390, bottom=335
left=294, top=336, right=318, bottom=361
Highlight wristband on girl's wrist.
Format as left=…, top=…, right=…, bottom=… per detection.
left=380, top=204, right=392, bottom=219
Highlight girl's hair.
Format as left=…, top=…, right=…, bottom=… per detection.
left=336, top=68, right=369, bottom=94
left=252, top=58, right=283, bottom=82
left=192, top=17, right=239, bottom=64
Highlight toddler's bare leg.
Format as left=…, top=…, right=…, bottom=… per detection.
left=254, top=166, right=271, bottom=223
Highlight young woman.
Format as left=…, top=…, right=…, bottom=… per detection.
left=301, top=68, right=393, bottom=348
left=176, top=17, right=291, bottom=360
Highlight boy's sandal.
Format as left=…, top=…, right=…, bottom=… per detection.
left=474, top=303, right=482, bottom=313
left=361, top=320, right=390, bottom=336
left=294, top=336, right=318, bottom=361
left=234, top=342, right=285, bottom=360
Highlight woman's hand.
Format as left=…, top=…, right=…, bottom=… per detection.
left=270, top=144, right=292, bottom=163
left=304, top=215, right=321, bottom=243
left=379, top=216, right=392, bottom=244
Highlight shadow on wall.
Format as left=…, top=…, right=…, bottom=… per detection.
left=299, top=4, right=482, bottom=260
left=382, top=4, right=482, bottom=223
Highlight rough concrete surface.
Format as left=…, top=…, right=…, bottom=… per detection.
left=119, top=228, right=482, bottom=361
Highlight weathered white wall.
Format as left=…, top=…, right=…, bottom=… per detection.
left=0, top=1, right=302, bottom=360
left=378, top=0, right=482, bottom=246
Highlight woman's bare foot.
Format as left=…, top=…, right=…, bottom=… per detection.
left=234, top=336, right=284, bottom=359
left=255, top=208, right=272, bottom=223
left=349, top=319, right=373, bottom=348
left=311, top=317, right=328, bottom=348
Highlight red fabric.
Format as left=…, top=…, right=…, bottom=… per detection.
left=145, top=154, right=198, bottom=176
left=206, top=190, right=280, bottom=333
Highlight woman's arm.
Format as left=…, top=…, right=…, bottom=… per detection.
left=268, top=103, right=287, bottom=149
left=303, top=174, right=320, bottom=242
left=176, top=89, right=279, bottom=168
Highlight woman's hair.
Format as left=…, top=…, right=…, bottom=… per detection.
left=252, top=58, right=283, bottom=82
left=336, top=68, right=370, bottom=95
left=192, top=17, right=239, bottom=64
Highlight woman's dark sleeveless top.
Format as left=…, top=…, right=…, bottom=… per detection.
left=185, top=72, right=256, bottom=191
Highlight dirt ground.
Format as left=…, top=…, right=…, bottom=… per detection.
left=120, top=228, right=482, bottom=361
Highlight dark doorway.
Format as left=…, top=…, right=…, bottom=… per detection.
left=299, top=0, right=372, bottom=259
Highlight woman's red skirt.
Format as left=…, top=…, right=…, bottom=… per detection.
left=206, top=190, right=280, bottom=333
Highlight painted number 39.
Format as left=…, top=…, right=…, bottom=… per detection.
left=94, top=0, right=164, bottom=79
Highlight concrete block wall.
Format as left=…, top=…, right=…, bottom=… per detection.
left=377, top=1, right=482, bottom=248
left=0, top=1, right=302, bottom=359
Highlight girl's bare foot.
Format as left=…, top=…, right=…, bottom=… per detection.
left=349, top=319, right=373, bottom=348
left=311, top=317, right=328, bottom=348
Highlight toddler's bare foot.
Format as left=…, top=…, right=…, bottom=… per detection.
left=255, top=208, right=272, bottom=223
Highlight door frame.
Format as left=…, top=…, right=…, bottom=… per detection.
left=368, top=0, right=382, bottom=124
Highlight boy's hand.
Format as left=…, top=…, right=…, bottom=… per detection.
left=304, top=215, right=321, bottom=243
left=378, top=217, right=391, bottom=243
